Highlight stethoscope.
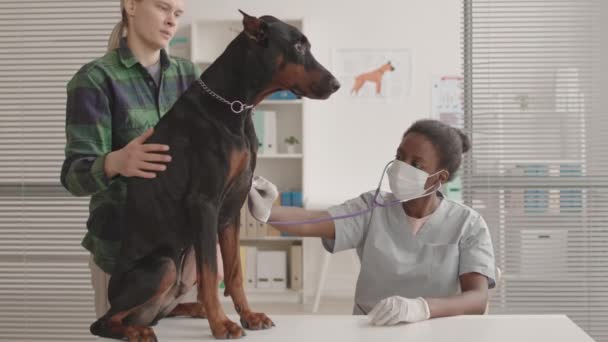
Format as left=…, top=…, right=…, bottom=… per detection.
left=257, top=160, right=442, bottom=226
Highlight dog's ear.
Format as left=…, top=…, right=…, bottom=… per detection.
left=239, top=9, right=268, bottom=43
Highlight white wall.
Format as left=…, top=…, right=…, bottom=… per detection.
left=182, top=0, right=461, bottom=299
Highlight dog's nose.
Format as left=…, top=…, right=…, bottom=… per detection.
left=329, top=78, right=341, bottom=93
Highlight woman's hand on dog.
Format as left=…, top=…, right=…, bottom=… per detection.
left=104, top=127, right=172, bottom=179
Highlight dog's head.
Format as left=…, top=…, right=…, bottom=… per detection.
left=238, top=10, right=340, bottom=101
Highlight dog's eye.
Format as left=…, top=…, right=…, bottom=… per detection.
left=294, top=42, right=306, bottom=55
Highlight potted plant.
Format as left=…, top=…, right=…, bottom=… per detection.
left=284, top=136, right=300, bottom=154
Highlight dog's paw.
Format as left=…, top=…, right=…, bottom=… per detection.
left=212, top=319, right=246, bottom=339
left=125, top=326, right=158, bottom=342
left=240, top=311, right=275, bottom=330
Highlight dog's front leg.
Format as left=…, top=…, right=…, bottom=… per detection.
left=189, top=199, right=245, bottom=339
left=219, top=222, right=274, bottom=330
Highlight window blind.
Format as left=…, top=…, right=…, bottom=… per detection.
left=0, top=0, right=119, bottom=340
left=462, top=0, right=606, bottom=341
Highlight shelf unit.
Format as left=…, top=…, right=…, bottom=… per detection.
left=257, top=153, right=303, bottom=159
left=240, top=236, right=303, bottom=242
left=171, top=18, right=307, bottom=303
left=219, top=288, right=302, bottom=304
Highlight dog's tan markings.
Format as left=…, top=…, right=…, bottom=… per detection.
left=279, top=63, right=306, bottom=83
left=169, top=302, right=207, bottom=318
left=277, top=63, right=323, bottom=94
left=226, top=149, right=250, bottom=185
left=199, top=261, right=244, bottom=338
left=168, top=248, right=202, bottom=318
left=218, top=223, right=274, bottom=330
left=275, top=54, right=284, bottom=67
left=103, top=263, right=177, bottom=341
left=250, top=54, right=286, bottom=105
left=219, top=224, right=241, bottom=298
left=199, top=263, right=222, bottom=323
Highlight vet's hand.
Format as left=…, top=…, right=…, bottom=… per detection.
left=368, top=296, right=430, bottom=326
left=104, top=128, right=172, bottom=179
left=248, top=176, right=279, bottom=222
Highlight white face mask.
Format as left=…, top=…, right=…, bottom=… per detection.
left=386, top=159, right=444, bottom=202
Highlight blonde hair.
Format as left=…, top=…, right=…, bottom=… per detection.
left=107, top=0, right=128, bottom=51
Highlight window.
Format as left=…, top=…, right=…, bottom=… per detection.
left=0, top=1, right=119, bottom=340
left=462, top=0, right=606, bottom=340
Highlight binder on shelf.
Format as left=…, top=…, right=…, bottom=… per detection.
left=279, top=191, right=303, bottom=207
left=256, top=250, right=287, bottom=289
left=252, top=110, right=277, bottom=155
left=267, top=225, right=282, bottom=237
left=244, top=246, right=257, bottom=289
left=256, top=220, right=268, bottom=238
left=278, top=193, right=295, bottom=236
left=245, top=203, right=257, bottom=238
left=291, top=191, right=303, bottom=207
left=290, top=245, right=303, bottom=290
left=267, top=90, right=299, bottom=100
left=252, top=110, right=265, bottom=154
left=263, top=111, right=277, bottom=154
left=239, top=204, right=247, bottom=238
left=267, top=196, right=282, bottom=237
left=280, top=192, right=292, bottom=206
left=239, top=246, right=247, bottom=281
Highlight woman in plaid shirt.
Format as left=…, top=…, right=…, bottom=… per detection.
left=60, top=0, right=223, bottom=318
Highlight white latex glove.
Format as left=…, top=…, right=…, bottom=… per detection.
left=368, top=296, right=430, bottom=326
left=248, top=175, right=279, bottom=222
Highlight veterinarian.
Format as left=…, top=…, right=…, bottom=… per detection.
left=60, top=0, right=222, bottom=318
left=249, top=119, right=496, bottom=326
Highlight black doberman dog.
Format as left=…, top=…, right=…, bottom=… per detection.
left=89, top=11, right=339, bottom=341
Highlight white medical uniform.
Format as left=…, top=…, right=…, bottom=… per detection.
left=322, top=191, right=496, bottom=315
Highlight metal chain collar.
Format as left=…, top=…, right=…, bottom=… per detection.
left=197, top=79, right=255, bottom=114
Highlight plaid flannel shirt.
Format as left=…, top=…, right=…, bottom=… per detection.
left=61, top=38, right=200, bottom=273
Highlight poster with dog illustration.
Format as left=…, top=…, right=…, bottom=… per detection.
left=331, top=48, right=411, bottom=100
